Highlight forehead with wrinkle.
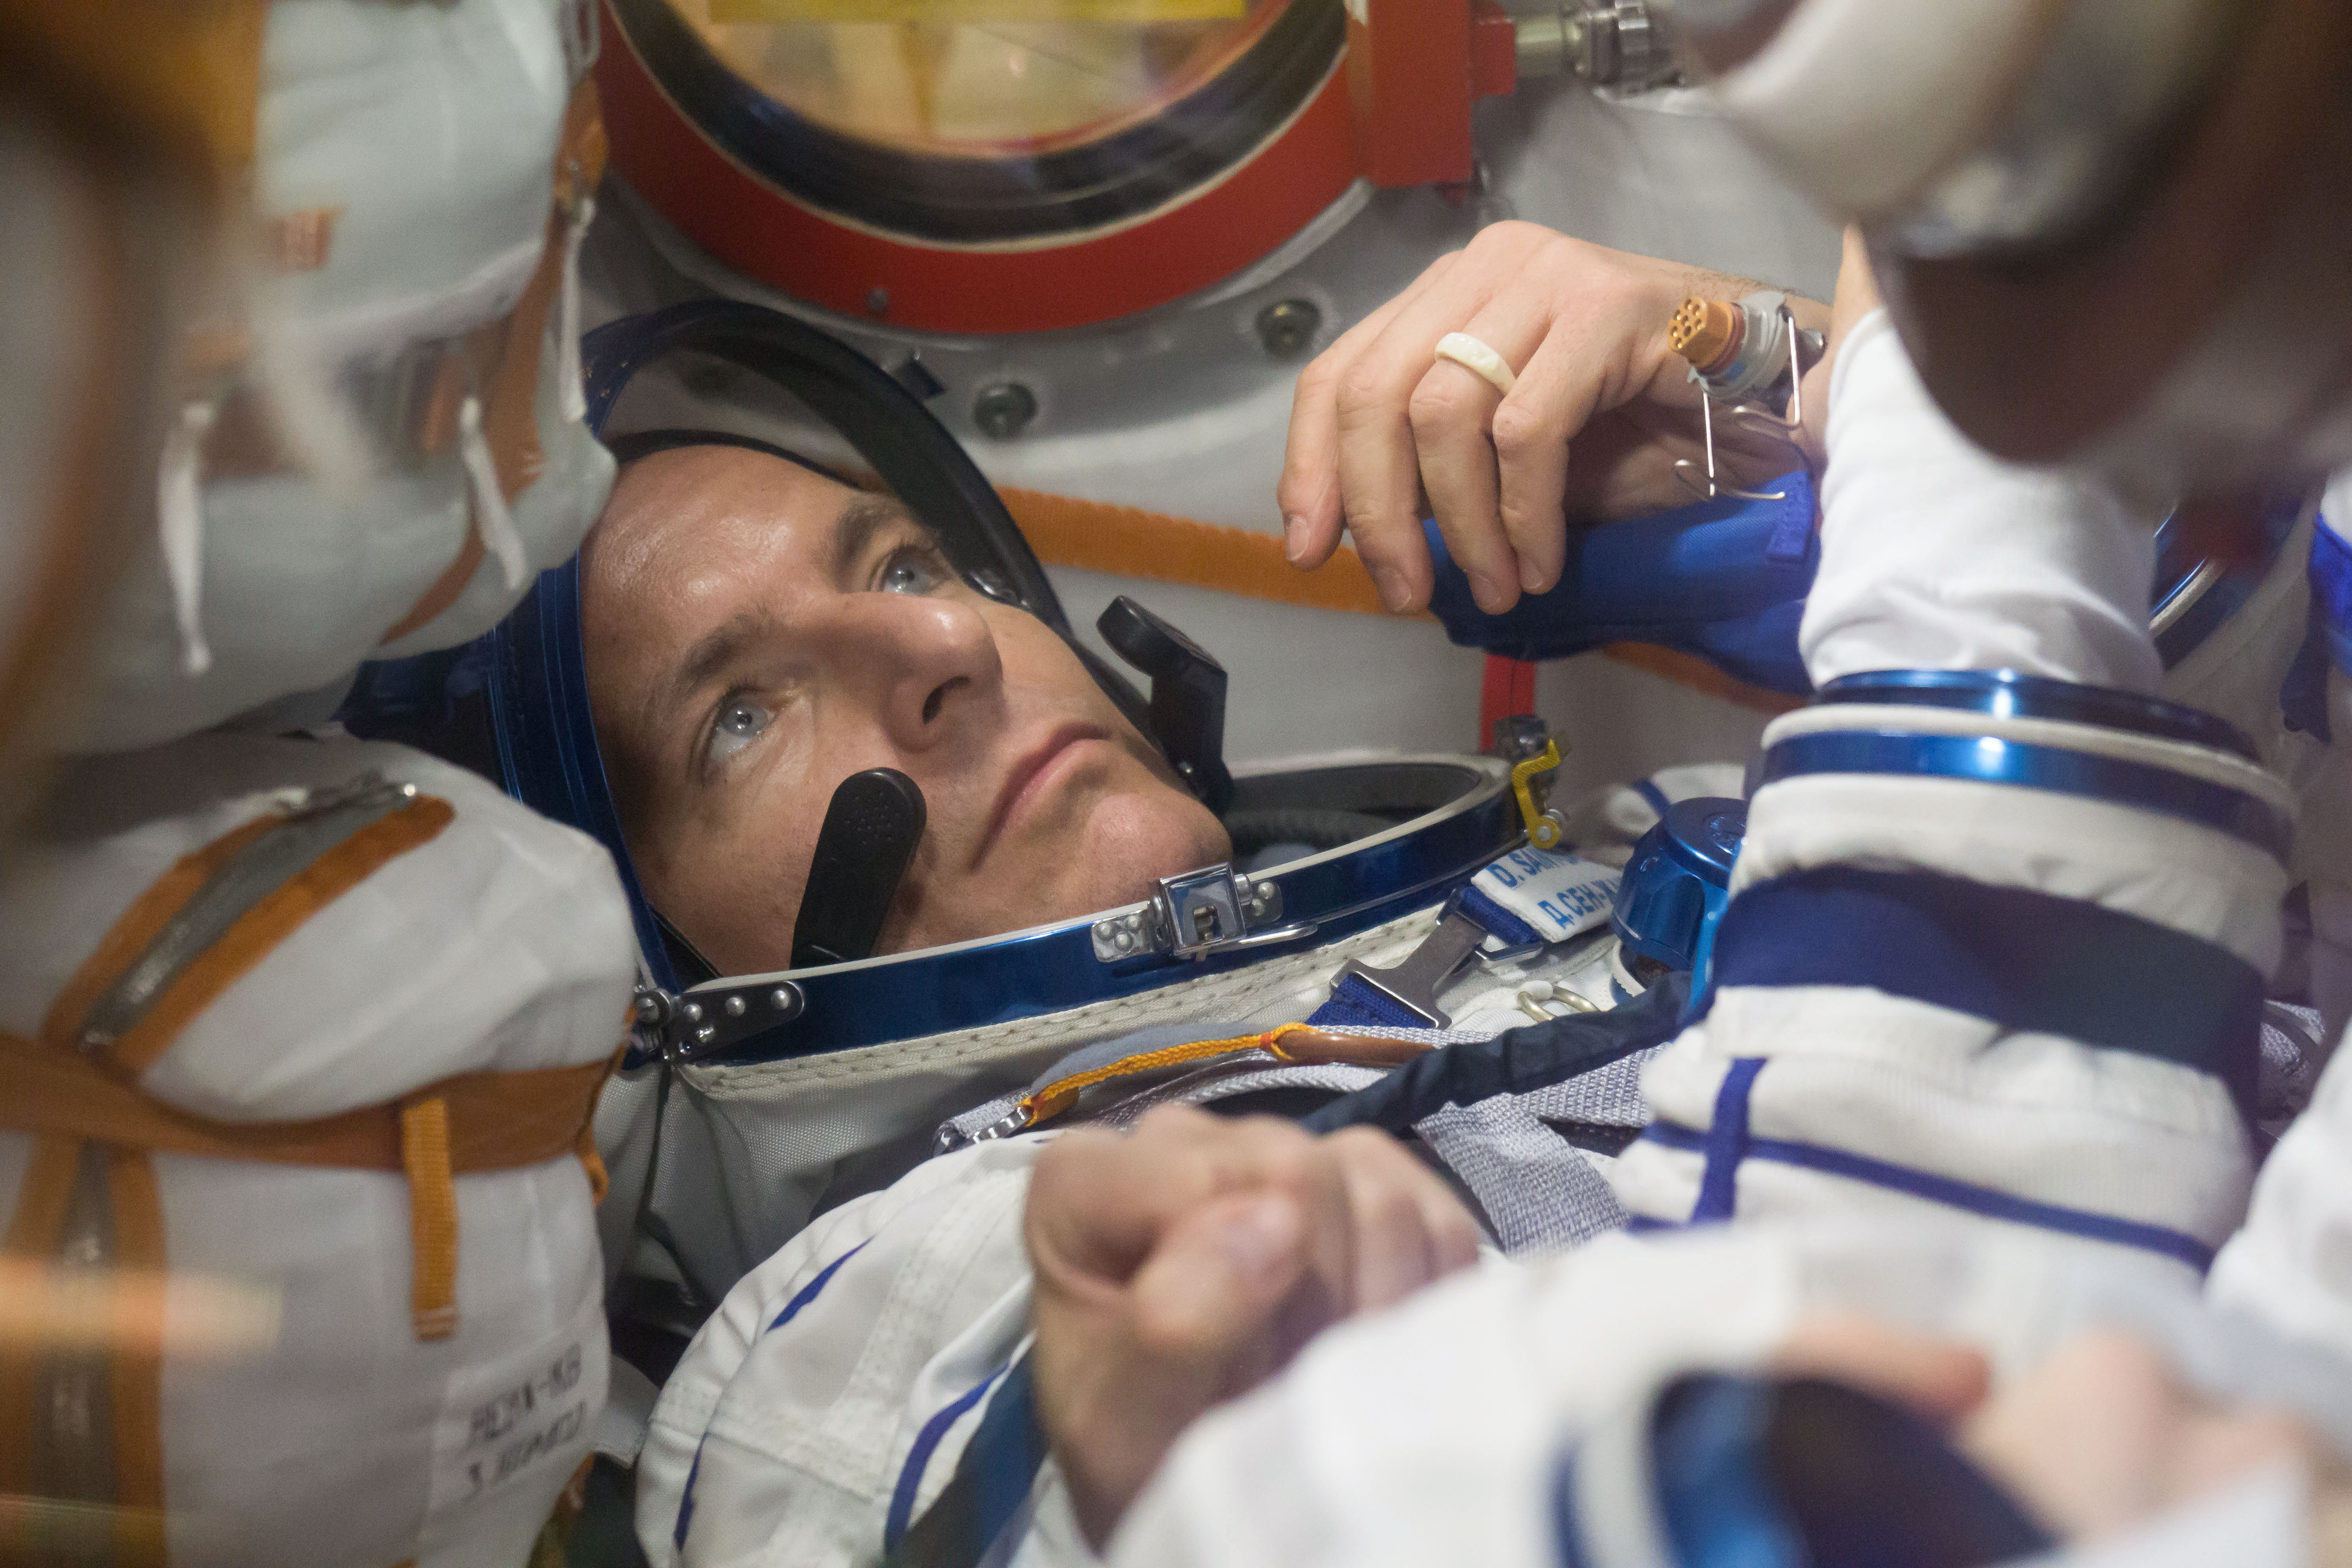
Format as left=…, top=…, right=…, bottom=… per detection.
left=586, top=445, right=855, bottom=601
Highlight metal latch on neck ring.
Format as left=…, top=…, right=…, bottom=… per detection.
left=1092, top=864, right=1315, bottom=962
left=637, top=978, right=805, bottom=1065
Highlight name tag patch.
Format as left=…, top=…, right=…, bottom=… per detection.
left=427, top=1293, right=606, bottom=1518
left=1474, top=846, right=1620, bottom=944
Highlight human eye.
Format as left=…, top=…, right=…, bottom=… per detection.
left=875, top=543, right=949, bottom=596
left=704, top=690, right=773, bottom=767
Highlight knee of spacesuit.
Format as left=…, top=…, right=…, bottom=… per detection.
left=0, top=7, right=644, bottom=1564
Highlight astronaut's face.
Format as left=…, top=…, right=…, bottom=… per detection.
left=582, top=445, right=1231, bottom=974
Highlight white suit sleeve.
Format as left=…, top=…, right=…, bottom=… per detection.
left=1108, top=1224, right=2352, bottom=1568
left=2210, top=1038, right=2352, bottom=1357
left=1798, top=309, right=2165, bottom=691
left=634, top=1137, right=1091, bottom=1568
left=1611, top=313, right=2287, bottom=1276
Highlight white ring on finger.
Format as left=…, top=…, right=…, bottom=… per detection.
left=1433, top=331, right=1517, bottom=396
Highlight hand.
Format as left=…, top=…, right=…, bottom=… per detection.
left=1961, top=1330, right=2329, bottom=1542
left=1278, top=222, right=1828, bottom=616
left=1025, top=1105, right=1482, bottom=1548
left=1776, top=1316, right=2339, bottom=1547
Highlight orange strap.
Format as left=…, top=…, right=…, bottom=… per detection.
left=1018, top=1022, right=1434, bottom=1129
left=0, top=1138, right=169, bottom=1568
left=381, top=79, right=607, bottom=646
left=43, top=797, right=458, bottom=1076
left=0, top=0, right=267, bottom=184
left=399, top=1098, right=460, bottom=1341
left=103, top=1150, right=167, bottom=1557
left=997, top=488, right=1419, bottom=621
left=0, top=1034, right=616, bottom=1178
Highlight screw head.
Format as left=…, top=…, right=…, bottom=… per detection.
left=769, top=988, right=795, bottom=1011
left=682, top=1001, right=704, bottom=1024
left=972, top=382, right=1038, bottom=441
left=1255, top=299, right=1322, bottom=360
left=866, top=286, right=890, bottom=317
left=724, top=994, right=747, bottom=1017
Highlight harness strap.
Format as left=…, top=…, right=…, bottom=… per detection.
left=979, top=1024, right=1434, bottom=1141
left=0, top=1034, right=615, bottom=1176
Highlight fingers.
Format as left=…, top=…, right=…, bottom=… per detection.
left=1332, top=230, right=1551, bottom=612
left=1490, top=325, right=1617, bottom=595
left=1279, top=254, right=1458, bottom=575
left=1125, top=1191, right=1311, bottom=1390
left=1961, top=1330, right=2327, bottom=1541
left=1410, top=303, right=1552, bottom=613
left=1028, top=1106, right=1353, bottom=1296
left=1324, top=1127, right=1484, bottom=1309
left=1796, top=227, right=1884, bottom=465
left=1772, top=1311, right=1991, bottom=1425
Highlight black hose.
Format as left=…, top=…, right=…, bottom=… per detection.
left=1299, top=971, right=1691, bottom=1137
left=1224, top=806, right=1396, bottom=858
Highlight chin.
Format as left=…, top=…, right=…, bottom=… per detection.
left=1060, top=787, right=1230, bottom=915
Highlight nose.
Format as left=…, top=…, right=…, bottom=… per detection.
left=826, top=591, right=1003, bottom=753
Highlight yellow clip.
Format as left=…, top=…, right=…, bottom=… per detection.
left=1509, top=740, right=1565, bottom=851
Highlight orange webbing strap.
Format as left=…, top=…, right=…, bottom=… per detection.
left=1016, top=1022, right=1437, bottom=1130
left=0, top=1140, right=169, bottom=1568
left=41, top=797, right=458, bottom=1077
left=399, top=1097, right=460, bottom=1341
left=381, top=78, right=607, bottom=646
left=0, top=1136, right=78, bottom=1504
left=40, top=815, right=280, bottom=1049
left=0, top=0, right=268, bottom=185
left=995, top=489, right=1421, bottom=622
left=0, top=1036, right=622, bottom=1348
left=102, top=1150, right=167, bottom=1565
left=0, top=1035, right=616, bottom=1177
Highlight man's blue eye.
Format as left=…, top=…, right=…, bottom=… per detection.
left=709, top=696, right=772, bottom=763
left=880, top=550, right=944, bottom=595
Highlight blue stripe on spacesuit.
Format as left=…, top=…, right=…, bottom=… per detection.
left=766, top=1239, right=870, bottom=1333
left=1687, top=1058, right=1766, bottom=1224
left=1695, top=867, right=2263, bottom=1118
left=1640, top=1109, right=2216, bottom=1272
left=887, top=1366, right=1012, bottom=1553
left=1757, top=730, right=2292, bottom=861
left=674, top=1238, right=875, bottom=1551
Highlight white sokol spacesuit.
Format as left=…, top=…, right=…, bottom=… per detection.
left=633, top=312, right=2352, bottom=1566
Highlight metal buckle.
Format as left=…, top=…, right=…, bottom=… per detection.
left=1092, top=864, right=1316, bottom=962
left=638, top=978, right=806, bottom=1065
left=1331, top=897, right=1492, bottom=1029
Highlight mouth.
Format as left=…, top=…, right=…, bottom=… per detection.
left=975, top=720, right=1109, bottom=868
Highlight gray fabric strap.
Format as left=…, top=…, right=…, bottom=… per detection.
left=1518, top=1049, right=1655, bottom=1129
left=1411, top=1045, right=1658, bottom=1255
left=1414, top=1094, right=1626, bottom=1254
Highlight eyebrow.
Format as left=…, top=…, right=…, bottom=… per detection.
left=830, top=492, right=917, bottom=584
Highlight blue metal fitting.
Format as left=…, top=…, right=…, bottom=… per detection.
left=1612, top=797, right=1746, bottom=982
